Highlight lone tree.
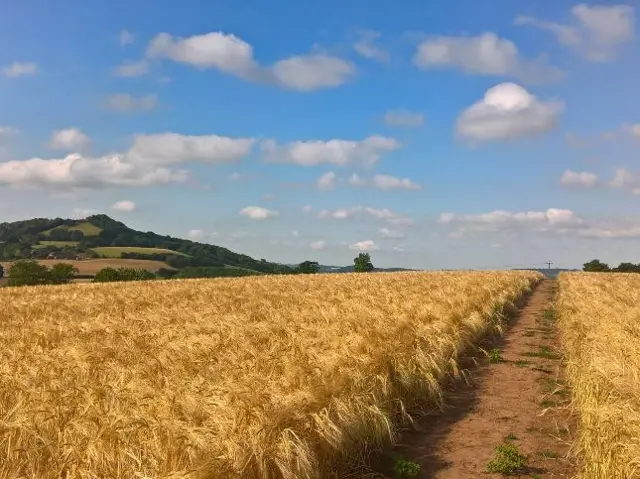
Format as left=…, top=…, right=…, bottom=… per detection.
left=48, top=263, right=78, bottom=284
left=583, top=259, right=611, bottom=272
left=296, top=261, right=320, bottom=274
left=7, top=260, right=51, bottom=287
left=353, top=252, right=374, bottom=272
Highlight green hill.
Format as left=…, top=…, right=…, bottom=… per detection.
left=0, top=214, right=292, bottom=275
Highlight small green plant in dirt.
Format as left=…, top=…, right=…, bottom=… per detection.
left=487, top=348, right=503, bottom=363
left=505, top=432, right=518, bottom=441
left=537, top=450, right=559, bottom=459
left=486, top=442, right=528, bottom=475
left=524, top=330, right=536, bottom=337
left=393, top=456, right=421, bottom=479
left=523, top=346, right=561, bottom=360
left=514, top=360, right=530, bottom=368
left=542, top=309, right=557, bottom=321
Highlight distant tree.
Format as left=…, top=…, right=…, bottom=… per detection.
left=354, top=253, right=374, bottom=272
left=93, top=267, right=155, bottom=283
left=49, top=263, right=78, bottom=284
left=0, top=264, right=4, bottom=279
left=613, top=262, right=640, bottom=273
left=156, top=267, right=178, bottom=279
left=582, top=259, right=611, bottom=272
left=296, top=261, right=320, bottom=274
left=7, top=260, right=51, bottom=287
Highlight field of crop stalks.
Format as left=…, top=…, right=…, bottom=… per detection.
left=0, top=271, right=540, bottom=478
left=558, top=273, right=640, bottom=478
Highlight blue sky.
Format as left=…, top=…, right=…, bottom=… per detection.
left=1, top=0, right=639, bottom=269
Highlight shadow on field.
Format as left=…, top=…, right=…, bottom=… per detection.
left=363, top=286, right=538, bottom=479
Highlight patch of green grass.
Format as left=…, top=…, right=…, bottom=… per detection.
left=43, top=222, right=102, bottom=237
left=523, top=346, right=561, bottom=360
left=393, top=456, right=421, bottom=479
left=514, top=360, right=530, bottom=368
left=558, top=427, right=570, bottom=436
left=488, top=348, right=503, bottom=363
left=486, top=442, right=528, bottom=475
left=92, top=247, right=189, bottom=258
left=33, top=240, right=80, bottom=249
left=542, top=309, right=557, bottom=321
left=536, top=450, right=559, bottom=459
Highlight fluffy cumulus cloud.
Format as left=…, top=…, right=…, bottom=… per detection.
left=317, top=206, right=413, bottom=225
left=0, top=132, right=254, bottom=190
left=316, top=171, right=337, bottom=190
left=379, top=227, right=405, bottom=239
left=187, top=229, right=205, bottom=240
left=262, top=136, right=400, bottom=167
left=104, top=93, right=158, bottom=112
left=348, top=173, right=421, bottom=190
left=113, top=60, right=149, bottom=77
left=560, top=169, right=598, bottom=188
left=309, top=240, right=327, bottom=250
left=111, top=200, right=136, bottom=212
left=146, top=31, right=354, bottom=91
left=239, top=206, right=279, bottom=219
left=413, top=33, right=562, bottom=83
left=609, top=167, right=640, bottom=195
left=515, top=4, right=635, bottom=61
left=349, top=239, right=379, bottom=251
left=2, top=62, right=38, bottom=78
left=353, top=30, right=389, bottom=62
left=48, top=128, right=91, bottom=151
left=440, top=208, right=581, bottom=227
left=456, top=83, right=563, bottom=142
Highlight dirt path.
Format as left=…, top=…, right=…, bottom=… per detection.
left=372, top=279, right=576, bottom=478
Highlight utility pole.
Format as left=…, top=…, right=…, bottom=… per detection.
left=545, top=261, right=553, bottom=270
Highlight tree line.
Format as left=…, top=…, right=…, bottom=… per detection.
left=582, top=259, right=640, bottom=273
left=0, top=253, right=376, bottom=287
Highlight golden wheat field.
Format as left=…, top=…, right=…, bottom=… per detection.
left=0, top=271, right=541, bottom=479
left=558, top=273, right=640, bottom=479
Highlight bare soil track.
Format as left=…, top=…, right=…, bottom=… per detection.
left=371, top=279, right=577, bottom=478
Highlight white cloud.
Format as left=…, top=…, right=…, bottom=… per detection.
left=560, top=169, right=598, bottom=188
left=349, top=240, right=379, bottom=251
left=262, top=136, right=400, bottom=167
left=187, top=229, right=205, bottom=240
left=147, top=31, right=354, bottom=91
left=353, top=30, right=389, bottom=62
left=111, top=200, right=136, bottom=212
left=72, top=207, right=96, bottom=219
left=440, top=208, right=582, bottom=238
left=0, top=153, right=187, bottom=189
left=309, top=240, right=327, bottom=250
left=127, top=133, right=254, bottom=166
left=456, top=83, right=563, bottom=142
left=379, top=227, right=405, bottom=239
left=228, top=172, right=243, bottom=181
left=384, top=110, right=425, bottom=127
left=317, top=206, right=413, bottom=225
left=104, top=93, right=158, bottom=112
left=291, top=230, right=300, bottom=238
left=413, top=33, right=562, bottom=82
left=609, top=167, right=640, bottom=195
left=515, top=4, right=635, bottom=61
left=2, top=62, right=38, bottom=78
left=578, top=225, right=640, bottom=239
left=348, top=173, right=421, bottom=190
left=48, top=128, right=91, bottom=151
left=119, top=29, right=134, bottom=46
left=302, top=205, right=313, bottom=213
left=113, top=60, right=149, bottom=77
left=271, top=54, right=355, bottom=91
left=316, top=171, right=337, bottom=190
left=0, top=132, right=253, bottom=190
left=239, top=206, right=279, bottom=219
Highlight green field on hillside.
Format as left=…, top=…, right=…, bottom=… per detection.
left=92, top=246, right=188, bottom=258
left=33, top=241, right=80, bottom=249
left=43, top=222, right=103, bottom=237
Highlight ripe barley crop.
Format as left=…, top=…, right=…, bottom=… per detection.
left=0, top=271, right=540, bottom=478
left=558, top=273, right=640, bottom=478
